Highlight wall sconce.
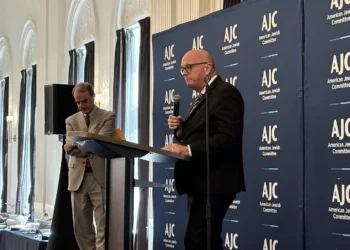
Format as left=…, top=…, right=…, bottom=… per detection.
left=6, top=116, right=16, bottom=143
left=95, top=94, right=102, bottom=108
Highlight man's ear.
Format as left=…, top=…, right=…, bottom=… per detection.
left=205, top=64, right=212, bottom=75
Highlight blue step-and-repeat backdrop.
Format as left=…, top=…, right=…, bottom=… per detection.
left=305, top=0, right=350, bottom=250
left=151, top=0, right=350, bottom=249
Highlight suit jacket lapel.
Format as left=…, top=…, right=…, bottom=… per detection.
left=183, top=95, right=206, bottom=123
left=78, top=112, right=88, bottom=131
left=88, top=107, right=101, bottom=131
left=183, top=75, right=221, bottom=123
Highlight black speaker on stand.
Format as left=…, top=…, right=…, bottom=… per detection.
left=45, top=83, right=80, bottom=250
left=44, top=84, right=77, bottom=138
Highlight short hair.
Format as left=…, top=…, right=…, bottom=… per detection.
left=72, top=82, right=95, bottom=97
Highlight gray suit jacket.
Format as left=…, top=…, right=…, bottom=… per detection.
left=66, top=106, right=116, bottom=191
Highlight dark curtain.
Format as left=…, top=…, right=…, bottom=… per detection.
left=15, top=70, right=26, bottom=215
left=223, top=0, right=242, bottom=8
left=47, top=52, right=79, bottom=250
left=134, top=17, right=151, bottom=250
left=104, top=28, right=127, bottom=249
left=84, top=41, right=95, bottom=87
left=46, top=136, right=79, bottom=250
left=28, top=65, right=37, bottom=219
left=68, top=49, right=77, bottom=86
left=1, top=77, right=9, bottom=212
left=113, top=29, right=127, bottom=132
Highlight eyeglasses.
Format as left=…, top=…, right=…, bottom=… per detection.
left=180, top=62, right=208, bottom=74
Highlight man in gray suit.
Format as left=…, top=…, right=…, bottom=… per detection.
left=64, top=82, right=116, bottom=250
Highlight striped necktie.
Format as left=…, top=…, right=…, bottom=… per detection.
left=189, top=93, right=203, bottom=115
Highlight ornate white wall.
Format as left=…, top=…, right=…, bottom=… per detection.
left=0, top=0, right=224, bottom=220
left=0, top=37, right=10, bottom=80
left=118, top=0, right=150, bottom=28
left=20, top=20, right=37, bottom=69
left=66, top=0, right=96, bottom=50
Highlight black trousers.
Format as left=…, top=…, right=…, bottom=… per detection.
left=184, top=193, right=236, bottom=250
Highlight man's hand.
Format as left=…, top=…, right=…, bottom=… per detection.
left=168, top=115, right=183, bottom=130
left=161, top=143, right=189, bottom=156
left=64, top=139, right=73, bottom=152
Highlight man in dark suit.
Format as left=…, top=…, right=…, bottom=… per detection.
left=164, top=49, right=245, bottom=250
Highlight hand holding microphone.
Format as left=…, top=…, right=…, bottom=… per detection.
left=163, top=94, right=188, bottom=154
left=168, top=94, right=183, bottom=130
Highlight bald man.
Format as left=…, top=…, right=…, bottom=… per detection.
left=164, top=49, right=245, bottom=250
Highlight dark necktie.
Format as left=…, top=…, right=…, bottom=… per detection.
left=85, top=114, right=90, bottom=128
left=85, top=114, right=92, bottom=169
left=188, top=93, right=203, bottom=115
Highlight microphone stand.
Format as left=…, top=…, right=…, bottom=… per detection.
left=205, top=79, right=211, bottom=250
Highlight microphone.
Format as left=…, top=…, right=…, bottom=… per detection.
left=173, top=95, right=181, bottom=140
left=204, top=74, right=211, bottom=250
left=204, top=73, right=212, bottom=92
left=173, top=95, right=181, bottom=117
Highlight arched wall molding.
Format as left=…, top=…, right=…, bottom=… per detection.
left=113, top=0, right=122, bottom=30
left=0, top=37, right=10, bottom=79
left=113, top=0, right=150, bottom=30
left=19, top=20, right=37, bottom=69
left=66, top=0, right=96, bottom=50
left=109, top=0, right=149, bottom=110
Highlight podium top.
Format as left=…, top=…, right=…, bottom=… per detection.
left=67, top=131, right=190, bottom=163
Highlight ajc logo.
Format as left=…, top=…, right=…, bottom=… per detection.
left=226, top=76, right=238, bottom=86
left=224, top=233, right=238, bottom=249
left=165, top=179, right=175, bottom=193
left=262, top=68, right=278, bottom=88
left=262, top=125, right=278, bottom=144
left=224, top=25, right=238, bottom=43
left=331, top=0, right=350, bottom=10
left=331, top=118, right=350, bottom=140
left=192, top=35, right=204, bottom=50
left=263, top=239, right=278, bottom=250
left=164, top=45, right=175, bottom=61
left=262, top=182, right=278, bottom=201
left=262, top=11, right=278, bottom=32
left=331, top=52, right=350, bottom=75
left=165, top=134, right=174, bottom=146
left=165, top=223, right=175, bottom=238
left=332, top=184, right=350, bottom=206
left=165, top=89, right=175, bottom=105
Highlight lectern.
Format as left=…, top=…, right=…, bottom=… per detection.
left=67, top=132, right=189, bottom=250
